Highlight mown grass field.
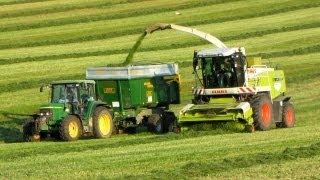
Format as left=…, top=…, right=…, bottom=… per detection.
left=0, top=0, right=319, bottom=179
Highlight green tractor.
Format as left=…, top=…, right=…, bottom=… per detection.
left=23, top=80, right=115, bottom=141
left=23, top=64, right=180, bottom=141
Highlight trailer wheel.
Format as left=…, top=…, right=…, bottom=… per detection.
left=93, top=107, right=114, bottom=138
left=251, top=94, right=273, bottom=131
left=147, top=113, right=164, bottom=133
left=163, top=112, right=177, bottom=133
left=23, top=119, right=40, bottom=142
left=280, top=102, right=295, bottom=128
left=59, top=115, right=82, bottom=141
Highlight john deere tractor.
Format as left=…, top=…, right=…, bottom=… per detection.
left=145, top=23, right=295, bottom=132
left=23, top=80, right=115, bottom=141
left=23, top=63, right=180, bottom=142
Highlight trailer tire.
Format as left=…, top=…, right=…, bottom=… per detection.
left=59, top=115, right=82, bottom=141
left=280, top=102, right=295, bottom=128
left=93, top=107, right=114, bottom=138
left=251, top=94, right=273, bottom=131
left=163, top=112, right=177, bottom=133
left=23, top=119, right=40, bottom=142
left=147, top=113, right=164, bottom=133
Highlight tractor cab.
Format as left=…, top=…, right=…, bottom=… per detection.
left=48, top=80, right=96, bottom=115
left=193, top=47, right=247, bottom=89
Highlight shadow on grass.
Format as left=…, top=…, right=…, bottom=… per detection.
left=0, top=122, right=244, bottom=161
left=0, top=111, right=26, bottom=143
left=123, top=141, right=320, bottom=179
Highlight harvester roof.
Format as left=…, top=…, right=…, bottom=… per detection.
left=197, top=47, right=246, bottom=57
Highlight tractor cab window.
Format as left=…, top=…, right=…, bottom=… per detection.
left=80, top=83, right=95, bottom=104
left=51, top=84, right=79, bottom=104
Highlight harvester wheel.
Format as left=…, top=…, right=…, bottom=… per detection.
left=59, top=115, right=82, bottom=141
left=23, top=119, right=40, bottom=142
left=147, top=113, right=164, bottom=133
left=280, top=102, right=295, bottom=128
left=251, top=94, right=273, bottom=131
left=93, top=107, right=114, bottom=138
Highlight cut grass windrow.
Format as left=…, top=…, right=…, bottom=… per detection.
left=0, top=0, right=52, bottom=6
left=0, top=0, right=148, bottom=19
left=0, top=0, right=242, bottom=32
left=0, top=0, right=318, bottom=50
left=127, top=141, right=320, bottom=178
left=0, top=25, right=318, bottom=66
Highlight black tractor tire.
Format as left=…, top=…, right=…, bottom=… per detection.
left=92, top=106, right=114, bottom=138
left=147, top=113, right=164, bottom=133
left=250, top=94, right=273, bottom=131
left=23, top=119, right=40, bottom=142
left=59, top=115, right=82, bottom=141
left=279, top=102, right=295, bottom=128
left=163, top=112, right=177, bottom=133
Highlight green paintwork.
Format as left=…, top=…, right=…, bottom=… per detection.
left=93, top=74, right=180, bottom=123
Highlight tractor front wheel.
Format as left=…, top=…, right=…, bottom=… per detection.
left=59, top=115, right=82, bottom=141
left=251, top=94, right=273, bottom=131
left=92, top=107, right=114, bottom=138
left=23, top=119, right=40, bottom=142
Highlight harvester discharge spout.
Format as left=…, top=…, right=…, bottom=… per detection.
left=145, top=23, right=227, bottom=48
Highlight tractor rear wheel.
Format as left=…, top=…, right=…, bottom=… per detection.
left=280, top=102, right=295, bottom=128
left=147, top=113, right=164, bottom=133
left=93, top=107, right=114, bottom=138
left=23, top=119, right=40, bottom=142
left=59, top=115, right=82, bottom=141
left=251, top=94, right=273, bottom=131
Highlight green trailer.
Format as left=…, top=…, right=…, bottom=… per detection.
left=86, top=63, right=180, bottom=133
left=23, top=64, right=180, bottom=141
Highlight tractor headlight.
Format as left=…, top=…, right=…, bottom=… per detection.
left=39, top=109, right=52, bottom=117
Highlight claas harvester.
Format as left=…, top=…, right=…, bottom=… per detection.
left=23, top=64, right=180, bottom=141
left=145, top=23, right=296, bottom=132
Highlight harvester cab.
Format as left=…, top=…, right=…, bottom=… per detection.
left=23, top=80, right=115, bottom=142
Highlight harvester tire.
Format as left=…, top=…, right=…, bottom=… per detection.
left=147, top=113, right=164, bottom=133
left=23, top=119, right=40, bottom=142
left=280, top=102, right=295, bottom=128
left=59, top=115, right=82, bottom=141
left=251, top=94, right=273, bottom=131
left=93, top=107, right=114, bottom=138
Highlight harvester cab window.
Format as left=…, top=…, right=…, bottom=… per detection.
left=201, top=56, right=243, bottom=88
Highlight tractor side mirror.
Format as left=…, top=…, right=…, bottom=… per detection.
left=40, top=85, right=50, bottom=92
